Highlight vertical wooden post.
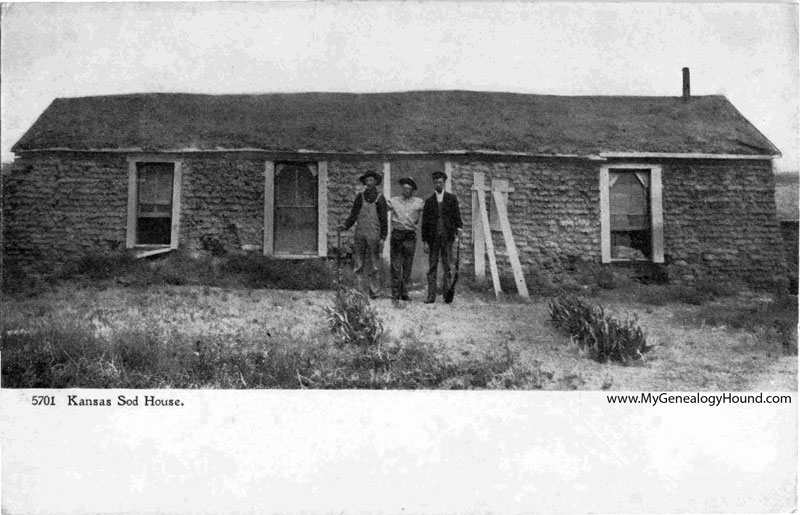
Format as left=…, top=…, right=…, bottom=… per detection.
left=126, top=161, right=138, bottom=249
left=318, top=161, right=328, bottom=257
left=651, top=166, right=664, bottom=263
left=264, top=161, right=275, bottom=256
left=477, top=189, right=501, bottom=298
left=382, top=161, right=391, bottom=264
left=492, top=189, right=529, bottom=298
left=170, top=162, right=182, bottom=250
left=444, top=161, right=453, bottom=193
left=472, top=172, right=486, bottom=279
left=599, top=166, right=611, bottom=263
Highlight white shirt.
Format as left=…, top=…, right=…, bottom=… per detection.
left=435, top=190, right=445, bottom=203
left=388, top=195, right=424, bottom=231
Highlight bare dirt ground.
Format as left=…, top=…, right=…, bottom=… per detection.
left=372, top=286, right=798, bottom=391
left=2, top=283, right=796, bottom=390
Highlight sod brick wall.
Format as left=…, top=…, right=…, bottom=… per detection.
left=659, top=159, right=786, bottom=287
left=180, top=156, right=265, bottom=254
left=449, top=159, right=600, bottom=275
left=449, top=158, right=787, bottom=287
left=2, top=154, right=128, bottom=268
left=3, top=153, right=788, bottom=288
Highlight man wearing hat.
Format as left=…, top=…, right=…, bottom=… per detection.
left=339, top=170, right=388, bottom=299
left=421, top=171, right=463, bottom=303
left=387, top=177, right=424, bottom=301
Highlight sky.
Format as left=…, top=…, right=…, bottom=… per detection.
left=1, top=1, right=798, bottom=170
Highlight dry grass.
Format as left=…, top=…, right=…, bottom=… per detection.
left=1, top=284, right=796, bottom=390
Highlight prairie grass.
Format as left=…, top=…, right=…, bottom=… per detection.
left=1, top=283, right=796, bottom=390
left=2, top=286, right=545, bottom=389
left=675, top=294, right=798, bottom=355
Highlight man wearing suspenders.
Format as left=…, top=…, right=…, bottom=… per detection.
left=339, top=170, right=388, bottom=299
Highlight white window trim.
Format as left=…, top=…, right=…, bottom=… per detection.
left=126, top=157, right=182, bottom=252
left=264, top=160, right=328, bottom=258
left=600, top=164, right=664, bottom=264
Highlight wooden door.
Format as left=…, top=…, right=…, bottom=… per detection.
left=274, top=163, right=318, bottom=255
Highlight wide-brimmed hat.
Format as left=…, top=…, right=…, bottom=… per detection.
left=398, top=177, right=418, bottom=190
left=431, top=171, right=448, bottom=181
left=359, top=170, right=383, bottom=185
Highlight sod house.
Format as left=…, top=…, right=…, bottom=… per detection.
left=3, top=84, right=787, bottom=288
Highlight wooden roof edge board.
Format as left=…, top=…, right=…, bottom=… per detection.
left=599, top=152, right=778, bottom=159
left=13, top=148, right=778, bottom=160
left=15, top=147, right=588, bottom=157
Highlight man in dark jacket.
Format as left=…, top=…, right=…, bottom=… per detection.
left=339, top=170, right=388, bottom=299
left=421, top=170, right=463, bottom=303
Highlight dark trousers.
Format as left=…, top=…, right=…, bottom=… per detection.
left=427, top=232, right=453, bottom=297
left=390, top=229, right=416, bottom=297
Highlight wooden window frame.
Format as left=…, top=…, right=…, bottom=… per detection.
left=264, top=160, right=328, bottom=259
left=126, top=157, right=182, bottom=255
left=600, top=164, right=663, bottom=263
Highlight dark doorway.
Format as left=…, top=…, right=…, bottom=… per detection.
left=390, top=160, right=444, bottom=282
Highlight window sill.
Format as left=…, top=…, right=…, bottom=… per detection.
left=133, top=246, right=174, bottom=259
left=272, top=253, right=322, bottom=260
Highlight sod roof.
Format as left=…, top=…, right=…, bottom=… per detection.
left=12, top=91, right=780, bottom=156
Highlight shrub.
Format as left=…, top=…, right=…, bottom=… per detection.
left=573, top=263, right=618, bottom=290
left=221, top=254, right=334, bottom=290
left=68, top=252, right=142, bottom=280
left=325, top=286, right=385, bottom=347
left=548, top=294, right=651, bottom=363
left=149, top=251, right=219, bottom=286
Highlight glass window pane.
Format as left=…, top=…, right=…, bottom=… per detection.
left=274, top=162, right=318, bottom=254
left=274, top=207, right=317, bottom=254
left=138, top=163, right=173, bottom=206
left=610, top=171, right=648, bottom=230
left=136, top=162, right=173, bottom=245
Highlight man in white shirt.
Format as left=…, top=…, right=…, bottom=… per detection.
left=387, top=177, right=424, bottom=301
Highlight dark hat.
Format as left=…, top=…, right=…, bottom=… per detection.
left=359, top=170, right=383, bottom=185
left=398, top=177, right=418, bottom=190
left=431, top=171, right=448, bottom=181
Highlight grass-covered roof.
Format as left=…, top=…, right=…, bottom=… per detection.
left=12, top=90, right=780, bottom=156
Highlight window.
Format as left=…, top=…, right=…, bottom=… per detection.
left=600, top=165, right=663, bottom=263
left=264, top=161, right=328, bottom=258
left=127, top=159, right=182, bottom=252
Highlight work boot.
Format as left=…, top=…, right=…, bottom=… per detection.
left=424, top=277, right=436, bottom=303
